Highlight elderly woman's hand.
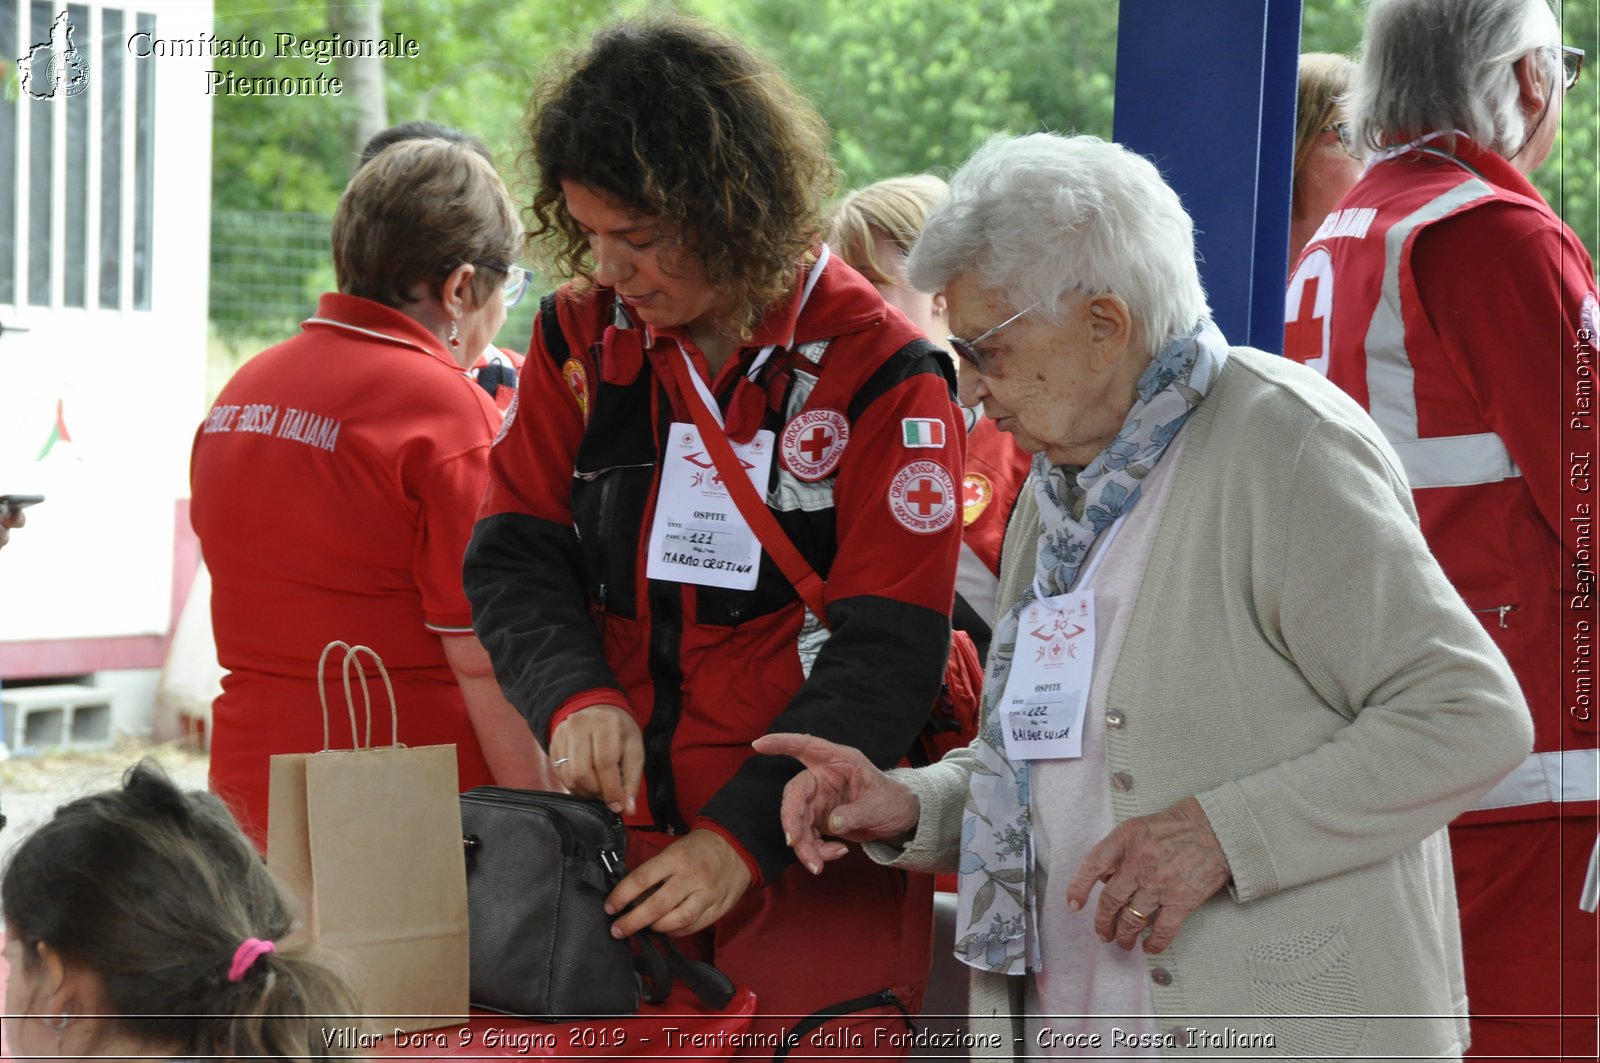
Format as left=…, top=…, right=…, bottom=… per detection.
left=1064, top=796, right=1232, bottom=954
left=752, top=732, right=920, bottom=875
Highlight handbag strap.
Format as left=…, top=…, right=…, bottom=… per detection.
left=633, top=928, right=737, bottom=1011
left=595, top=837, right=738, bottom=1011
left=664, top=351, right=831, bottom=625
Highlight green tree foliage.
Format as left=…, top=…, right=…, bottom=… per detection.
left=207, top=0, right=624, bottom=345
left=211, top=4, right=356, bottom=214
left=1299, top=0, right=1364, bottom=55
left=725, top=0, right=1115, bottom=188
left=207, top=0, right=1595, bottom=349
left=210, top=0, right=623, bottom=215
left=1545, top=1, right=1598, bottom=261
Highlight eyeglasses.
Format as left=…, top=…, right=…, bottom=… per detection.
left=949, top=301, right=1042, bottom=375
left=501, top=265, right=533, bottom=309
left=1322, top=121, right=1356, bottom=157
left=476, top=262, right=534, bottom=309
left=487, top=264, right=532, bottom=309
left=1561, top=45, right=1585, bottom=91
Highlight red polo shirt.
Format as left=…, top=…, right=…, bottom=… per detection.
left=191, top=293, right=497, bottom=845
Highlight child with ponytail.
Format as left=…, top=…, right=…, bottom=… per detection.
left=2, top=760, right=360, bottom=1061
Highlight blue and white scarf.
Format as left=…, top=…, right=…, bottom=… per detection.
left=953, top=322, right=1229, bottom=974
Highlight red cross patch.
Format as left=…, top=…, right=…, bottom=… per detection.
left=962, top=473, right=993, bottom=526
left=780, top=408, right=851, bottom=481
left=561, top=358, right=589, bottom=422
left=887, top=460, right=957, bottom=534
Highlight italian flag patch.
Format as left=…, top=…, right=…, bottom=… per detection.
left=901, top=418, right=945, bottom=448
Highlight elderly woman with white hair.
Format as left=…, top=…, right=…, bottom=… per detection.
left=1289, top=0, right=1597, bottom=1057
left=757, top=132, right=1532, bottom=1059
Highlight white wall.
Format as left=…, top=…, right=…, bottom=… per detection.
left=0, top=0, right=213, bottom=643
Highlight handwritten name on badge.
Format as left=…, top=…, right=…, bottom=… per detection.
left=999, top=591, right=1095, bottom=761
left=645, top=423, right=773, bottom=592
left=1003, top=692, right=1084, bottom=760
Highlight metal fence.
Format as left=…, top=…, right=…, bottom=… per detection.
left=209, top=211, right=334, bottom=349
left=208, top=210, right=538, bottom=355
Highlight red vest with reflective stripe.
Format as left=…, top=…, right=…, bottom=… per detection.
left=1288, top=145, right=1599, bottom=824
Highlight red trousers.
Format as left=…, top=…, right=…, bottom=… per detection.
left=1454, top=817, right=1598, bottom=1060
left=628, top=830, right=934, bottom=1058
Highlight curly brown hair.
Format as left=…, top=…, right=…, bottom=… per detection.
left=523, top=14, right=837, bottom=340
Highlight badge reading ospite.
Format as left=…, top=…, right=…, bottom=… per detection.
left=999, top=591, right=1095, bottom=761
left=645, top=423, right=775, bottom=591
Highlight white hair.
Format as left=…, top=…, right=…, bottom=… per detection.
left=1349, top=0, right=1562, bottom=157
left=906, top=133, right=1210, bottom=352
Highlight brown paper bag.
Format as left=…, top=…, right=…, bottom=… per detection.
left=268, top=642, right=469, bottom=1033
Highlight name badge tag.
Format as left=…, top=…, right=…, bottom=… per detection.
left=646, top=422, right=775, bottom=591
left=999, top=590, right=1095, bottom=761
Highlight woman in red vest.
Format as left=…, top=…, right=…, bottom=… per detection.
left=1287, top=0, right=1597, bottom=1055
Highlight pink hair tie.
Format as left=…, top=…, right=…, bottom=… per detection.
left=227, top=937, right=276, bottom=982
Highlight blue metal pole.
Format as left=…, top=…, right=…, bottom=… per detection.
left=1113, top=0, right=1303, bottom=352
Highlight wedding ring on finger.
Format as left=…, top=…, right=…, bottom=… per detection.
left=1123, top=904, right=1153, bottom=924
left=552, top=757, right=572, bottom=768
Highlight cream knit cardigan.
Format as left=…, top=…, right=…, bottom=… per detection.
left=871, top=347, right=1532, bottom=1061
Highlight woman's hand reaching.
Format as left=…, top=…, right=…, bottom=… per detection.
left=751, top=733, right=921, bottom=874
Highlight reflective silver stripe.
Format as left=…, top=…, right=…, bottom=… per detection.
left=794, top=339, right=830, bottom=366
left=1389, top=434, right=1521, bottom=488
left=1470, top=749, right=1600, bottom=811
left=955, top=541, right=999, bottom=629
left=1363, top=178, right=1522, bottom=490
left=795, top=607, right=829, bottom=678
left=769, top=366, right=837, bottom=514
left=1582, top=836, right=1599, bottom=913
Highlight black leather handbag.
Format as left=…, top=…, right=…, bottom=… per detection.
left=459, top=787, right=735, bottom=1019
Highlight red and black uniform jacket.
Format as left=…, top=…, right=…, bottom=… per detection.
left=465, top=257, right=965, bottom=885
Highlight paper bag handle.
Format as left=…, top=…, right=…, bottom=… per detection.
left=316, top=640, right=400, bottom=751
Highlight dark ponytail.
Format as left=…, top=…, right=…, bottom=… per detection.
left=2, top=760, right=361, bottom=1061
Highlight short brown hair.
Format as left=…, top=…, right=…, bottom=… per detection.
left=333, top=138, right=520, bottom=310
left=524, top=14, right=837, bottom=340
left=827, top=175, right=949, bottom=288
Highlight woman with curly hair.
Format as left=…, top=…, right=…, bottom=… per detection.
left=464, top=13, right=965, bottom=1051
left=3, top=761, right=360, bottom=1062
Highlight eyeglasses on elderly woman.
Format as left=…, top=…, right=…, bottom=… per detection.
left=949, top=300, right=1042, bottom=375
left=1561, top=45, right=1585, bottom=91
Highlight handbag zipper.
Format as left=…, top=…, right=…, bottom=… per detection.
left=464, top=788, right=627, bottom=856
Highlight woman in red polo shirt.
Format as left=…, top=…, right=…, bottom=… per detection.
left=191, top=139, right=554, bottom=847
